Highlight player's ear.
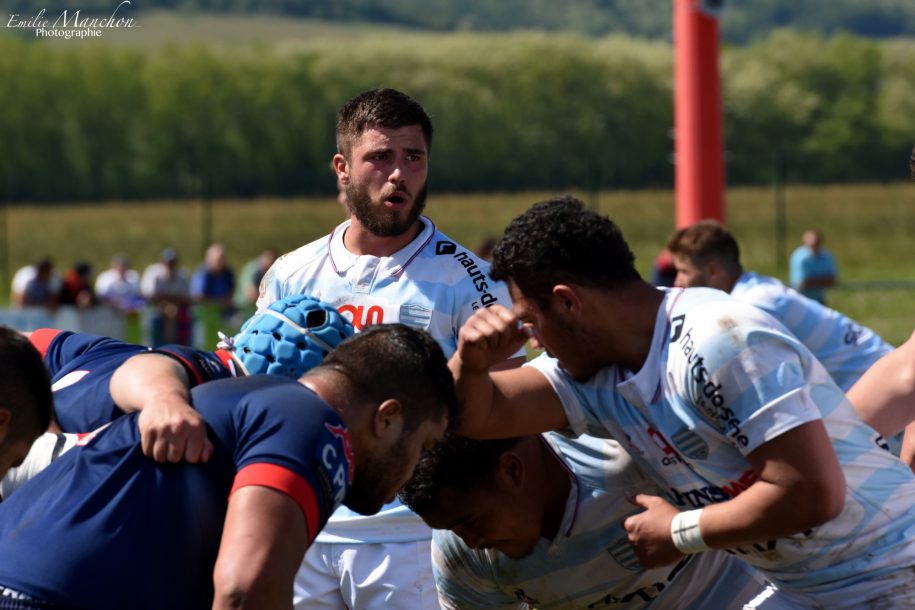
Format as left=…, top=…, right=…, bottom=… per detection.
left=372, top=399, right=403, bottom=441
left=332, top=154, right=349, bottom=185
left=551, top=284, right=582, bottom=317
left=496, top=451, right=524, bottom=490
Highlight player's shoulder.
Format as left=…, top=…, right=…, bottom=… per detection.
left=269, top=234, right=333, bottom=280
left=670, top=288, right=783, bottom=350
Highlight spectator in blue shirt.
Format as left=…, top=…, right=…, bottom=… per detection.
left=789, top=229, right=837, bottom=304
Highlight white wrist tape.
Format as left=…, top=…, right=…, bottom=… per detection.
left=670, top=508, right=710, bottom=555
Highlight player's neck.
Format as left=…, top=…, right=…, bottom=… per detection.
left=591, top=282, right=665, bottom=373
left=342, top=218, right=423, bottom=257
left=537, top=438, right=572, bottom=541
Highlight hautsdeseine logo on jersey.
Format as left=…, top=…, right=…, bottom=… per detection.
left=435, top=241, right=457, bottom=255
left=436, top=240, right=500, bottom=309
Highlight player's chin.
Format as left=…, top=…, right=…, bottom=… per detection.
left=342, top=489, right=388, bottom=516
left=496, top=541, right=536, bottom=560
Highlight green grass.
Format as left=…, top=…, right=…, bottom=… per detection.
left=4, top=182, right=914, bottom=343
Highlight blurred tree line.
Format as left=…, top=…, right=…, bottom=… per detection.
left=6, top=0, right=915, bottom=43
left=1, top=30, right=914, bottom=202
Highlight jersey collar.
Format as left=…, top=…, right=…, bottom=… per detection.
left=327, top=216, right=436, bottom=278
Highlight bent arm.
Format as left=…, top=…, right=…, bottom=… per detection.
left=109, top=352, right=212, bottom=463
left=450, top=306, right=568, bottom=439
left=626, top=420, right=845, bottom=567
left=847, top=331, right=915, bottom=439
left=699, top=419, right=845, bottom=549
left=213, top=486, right=307, bottom=610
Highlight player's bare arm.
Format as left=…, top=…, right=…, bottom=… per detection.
left=212, top=485, right=308, bottom=610
left=109, top=352, right=213, bottom=463
left=846, top=329, right=915, bottom=442
left=624, top=419, right=845, bottom=568
left=451, top=305, right=568, bottom=439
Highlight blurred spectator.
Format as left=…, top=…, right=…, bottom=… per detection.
left=95, top=254, right=143, bottom=312
left=650, top=248, right=677, bottom=288
left=12, top=258, right=62, bottom=308
left=233, top=248, right=277, bottom=311
left=190, top=243, right=236, bottom=316
left=19, top=258, right=62, bottom=309
left=59, top=261, right=96, bottom=309
left=141, top=248, right=192, bottom=345
left=789, top=229, right=837, bottom=304
left=474, top=236, right=497, bottom=261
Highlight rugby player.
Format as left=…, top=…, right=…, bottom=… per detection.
left=0, top=295, right=353, bottom=498
left=400, top=433, right=766, bottom=610
left=0, top=327, right=52, bottom=485
left=0, top=323, right=456, bottom=610
left=450, top=196, right=915, bottom=608
left=258, top=88, right=523, bottom=610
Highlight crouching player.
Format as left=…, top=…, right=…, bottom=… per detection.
left=400, top=433, right=765, bottom=609
left=0, top=323, right=456, bottom=609
left=1, top=295, right=353, bottom=498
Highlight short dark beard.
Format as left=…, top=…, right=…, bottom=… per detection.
left=343, top=435, right=410, bottom=516
left=345, top=180, right=428, bottom=238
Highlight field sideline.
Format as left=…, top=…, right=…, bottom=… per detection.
left=4, top=182, right=914, bottom=343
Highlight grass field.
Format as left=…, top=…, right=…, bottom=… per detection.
left=4, top=182, right=914, bottom=343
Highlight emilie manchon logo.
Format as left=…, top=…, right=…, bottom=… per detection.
left=6, top=0, right=138, bottom=40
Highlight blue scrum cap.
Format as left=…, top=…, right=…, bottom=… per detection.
left=225, top=295, right=355, bottom=378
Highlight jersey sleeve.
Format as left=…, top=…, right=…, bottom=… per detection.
left=670, top=303, right=824, bottom=455
left=226, top=383, right=352, bottom=544
left=255, top=259, right=283, bottom=310
left=32, top=329, right=123, bottom=376
left=524, top=354, right=612, bottom=439
left=151, top=345, right=234, bottom=386
left=432, top=530, right=526, bottom=610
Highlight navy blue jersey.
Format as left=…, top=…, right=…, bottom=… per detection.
left=30, top=328, right=235, bottom=431
left=0, top=375, right=352, bottom=610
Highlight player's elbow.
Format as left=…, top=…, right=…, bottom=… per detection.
left=213, top=562, right=257, bottom=610
left=798, top=476, right=846, bottom=529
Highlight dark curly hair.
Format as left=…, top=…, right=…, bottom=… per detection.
left=336, top=88, right=433, bottom=160
left=399, top=434, right=522, bottom=517
left=491, top=196, right=640, bottom=308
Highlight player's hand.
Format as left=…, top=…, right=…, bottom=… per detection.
left=137, top=395, right=213, bottom=464
left=456, top=305, right=531, bottom=372
left=623, top=494, right=684, bottom=568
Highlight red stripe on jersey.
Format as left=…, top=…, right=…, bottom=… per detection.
left=155, top=350, right=204, bottom=386
left=213, top=349, right=238, bottom=376
left=29, top=328, right=63, bottom=358
left=231, top=463, right=321, bottom=543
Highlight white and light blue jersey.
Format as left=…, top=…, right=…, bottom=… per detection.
left=528, top=288, right=915, bottom=607
left=731, top=271, right=891, bottom=391
left=259, top=216, right=516, bottom=543
left=432, top=433, right=765, bottom=610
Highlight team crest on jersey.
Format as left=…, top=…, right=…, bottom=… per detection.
left=607, top=536, right=643, bottom=572
left=670, top=427, right=709, bottom=460
left=399, top=304, right=432, bottom=329
left=324, top=423, right=355, bottom=483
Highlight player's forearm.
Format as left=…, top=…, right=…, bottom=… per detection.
left=847, top=334, right=915, bottom=438
left=696, top=477, right=844, bottom=551
left=109, top=353, right=191, bottom=413
left=449, top=354, right=498, bottom=438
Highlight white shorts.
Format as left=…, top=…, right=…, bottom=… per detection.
left=745, top=569, right=915, bottom=610
left=294, top=540, right=440, bottom=610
